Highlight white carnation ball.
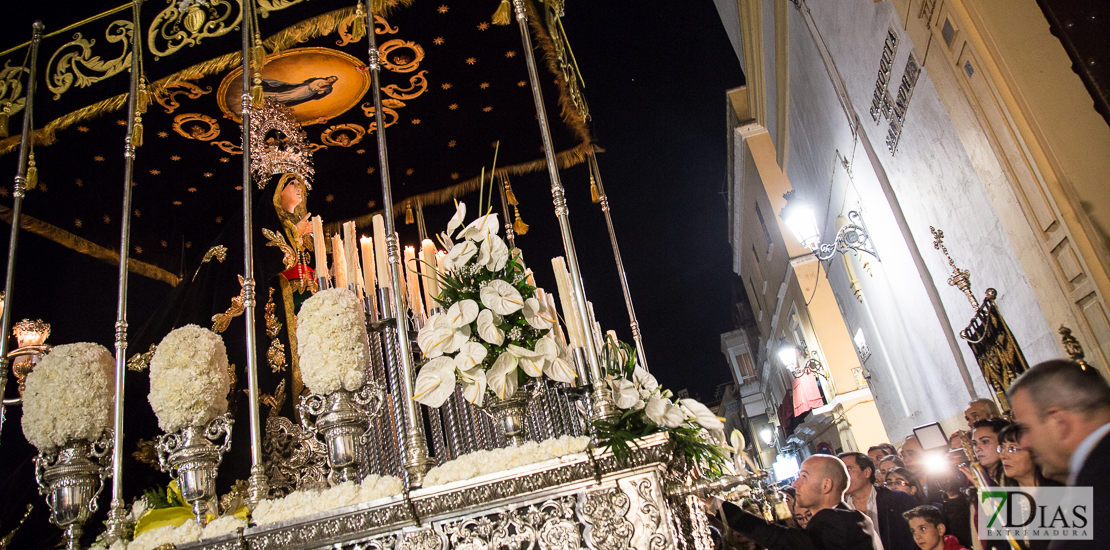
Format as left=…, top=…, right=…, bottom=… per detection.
left=21, top=342, right=114, bottom=451
left=148, top=325, right=230, bottom=433
left=297, top=288, right=369, bottom=394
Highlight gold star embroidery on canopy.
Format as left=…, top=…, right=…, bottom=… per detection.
left=171, top=155, right=181, bottom=161
left=479, top=82, right=490, bottom=89
left=448, top=140, right=456, bottom=147
left=412, top=119, right=421, bottom=124
left=442, top=83, right=452, bottom=90
left=356, top=149, right=366, bottom=154
left=517, top=81, right=527, bottom=87
left=116, top=120, right=127, bottom=126
left=186, top=241, right=192, bottom=248
left=173, top=200, right=183, bottom=205
left=74, top=219, right=82, bottom=227
left=0, top=187, right=7, bottom=197
left=450, top=172, right=459, bottom=180
left=367, top=167, right=376, bottom=174
left=38, top=183, right=46, bottom=192
left=93, top=155, right=105, bottom=161
left=465, top=57, right=476, bottom=65
left=448, top=103, right=458, bottom=110
left=505, top=51, right=516, bottom=58
left=234, top=185, right=243, bottom=190
left=204, top=173, right=213, bottom=178
left=326, top=194, right=335, bottom=202
left=161, top=240, right=168, bottom=247
left=77, top=126, right=89, bottom=133
left=158, top=131, right=168, bottom=138
left=437, top=5, right=448, bottom=13
left=150, top=169, right=161, bottom=175
left=188, top=187, right=197, bottom=193
left=405, top=168, right=414, bottom=175
left=134, top=209, right=141, bottom=217
left=433, top=37, right=445, bottom=45
left=482, top=106, right=492, bottom=112
left=477, top=22, right=489, bottom=30
left=134, top=246, right=142, bottom=254
left=219, top=157, right=229, bottom=163
left=215, top=216, right=223, bottom=223
left=103, top=215, right=111, bottom=224
left=75, top=179, right=83, bottom=187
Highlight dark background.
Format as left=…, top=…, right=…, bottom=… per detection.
left=0, top=0, right=743, bottom=544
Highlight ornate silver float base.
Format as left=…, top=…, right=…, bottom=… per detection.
left=177, top=433, right=723, bottom=550
left=156, top=414, right=234, bottom=525
left=35, top=433, right=112, bottom=550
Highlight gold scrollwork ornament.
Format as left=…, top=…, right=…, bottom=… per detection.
left=154, top=80, right=212, bottom=114
left=378, top=40, right=425, bottom=73
left=320, top=123, right=365, bottom=147
left=360, top=103, right=401, bottom=132
left=46, top=20, right=133, bottom=100
left=382, top=70, right=428, bottom=101
left=147, top=0, right=243, bottom=60
left=172, top=113, right=221, bottom=141
left=0, top=60, right=28, bottom=137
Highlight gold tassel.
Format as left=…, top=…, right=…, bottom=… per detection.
left=513, top=206, right=528, bottom=235
left=137, top=79, right=150, bottom=114
left=505, top=184, right=518, bottom=206
left=369, top=0, right=385, bottom=15
left=253, top=44, right=267, bottom=72
left=0, top=108, right=8, bottom=139
left=131, top=119, right=144, bottom=147
left=405, top=202, right=414, bottom=224
left=352, top=3, right=367, bottom=41
left=589, top=172, right=601, bottom=203
left=492, top=0, right=512, bottom=25
left=25, top=152, right=37, bottom=191
left=251, top=80, right=264, bottom=107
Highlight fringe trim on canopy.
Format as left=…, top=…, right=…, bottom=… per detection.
left=0, top=204, right=181, bottom=286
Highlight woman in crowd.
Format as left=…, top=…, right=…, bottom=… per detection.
left=970, top=418, right=1009, bottom=486
left=884, top=466, right=927, bottom=503
left=876, top=454, right=905, bottom=486
left=997, top=424, right=1061, bottom=489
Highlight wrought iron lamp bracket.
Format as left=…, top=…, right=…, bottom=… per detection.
left=791, top=350, right=830, bottom=380
left=813, top=211, right=879, bottom=262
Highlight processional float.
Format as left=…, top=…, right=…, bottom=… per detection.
left=0, top=2, right=773, bottom=549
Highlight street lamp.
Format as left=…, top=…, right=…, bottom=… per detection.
left=781, top=191, right=879, bottom=262
left=777, top=343, right=830, bottom=380
left=760, top=426, right=775, bottom=446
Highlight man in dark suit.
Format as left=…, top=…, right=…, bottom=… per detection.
left=719, top=455, right=882, bottom=550
left=1008, top=359, right=1110, bottom=550
left=841, top=451, right=919, bottom=550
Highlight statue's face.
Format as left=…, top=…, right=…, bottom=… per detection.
left=280, top=180, right=303, bottom=212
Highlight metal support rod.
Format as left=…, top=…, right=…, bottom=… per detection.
left=511, top=0, right=617, bottom=422
left=495, top=174, right=516, bottom=249
left=364, top=0, right=433, bottom=487
left=105, top=2, right=142, bottom=541
left=240, top=0, right=269, bottom=507
left=588, top=151, right=649, bottom=372
left=0, top=21, right=42, bottom=423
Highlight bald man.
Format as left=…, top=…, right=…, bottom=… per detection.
left=718, top=455, right=883, bottom=550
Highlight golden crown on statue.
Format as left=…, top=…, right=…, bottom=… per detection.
left=249, top=98, right=314, bottom=189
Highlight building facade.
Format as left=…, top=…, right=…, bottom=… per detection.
left=716, top=0, right=1110, bottom=453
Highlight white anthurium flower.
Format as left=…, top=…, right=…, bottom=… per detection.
left=458, top=213, right=499, bottom=242
left=445, top=299, right=479, bottom=328
left=437, top=231, right=454, bottom=252
left=632, top=366, right=658, bottom=393
left=644, top=396, right=669, bottom=425
left=446, top=201, right=467, bottom=238
left=444, top=241, right=478, bottom=272
left=458, top=366, right=487, bottom=407
left=413, top=357, right=457, bottom=408
left=416, top=313, right=445, bottom=355
left=522, top=297, right=553, bottom=330
left=480, top=234, right=510, bottom=272
left=608, top=377, right=644, bottom=410
left=476, top=309, right=505, bottom=345
left=480, top=279, right=524, bottom=315
left=454, top=341, right=487, bottom=371
left=487, top=352, right=519, bottom=399
left=680, top=398, right=725, bottom=431
left=419, top=328, right=456, bottom=359
left=540, top=337, right=577, bottom=384
left=661, top=402, right=688, bottom=428
left=507, top=344, right=545, bottom=377
left=444, top=324, right=471, bottom=355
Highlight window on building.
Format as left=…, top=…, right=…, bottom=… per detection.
left=754, top=201, right=773, bottom=252
left=735, top=352, right=757, bottom=384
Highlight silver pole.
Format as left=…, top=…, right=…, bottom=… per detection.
left=104, top=2, right=143, bottom=541
left=588, top=151, right=649, bottom=372
left=495, top=174, right=516, bottom=249
left=0, top=21, right=42, bottom=427
left=240, top=0, right=269, bottom=507
left=364, top=0, right=433, bottom=487
left=511, top=0, right=617, bottom=422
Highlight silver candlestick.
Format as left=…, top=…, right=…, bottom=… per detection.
left=155, top=414, right=233, bottom=525
left=298, top=384, right=383, bottom=484
left=35, top=431, right=113, bottom=550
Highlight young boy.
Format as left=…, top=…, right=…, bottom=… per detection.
left=903, top=505, right=968, bottom=550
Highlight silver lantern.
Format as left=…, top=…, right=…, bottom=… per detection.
left=155, top=413, right=233, bottom=525
left=298, top=383, right=383, bottom=484
left=34, top=431, right=112, bottom=550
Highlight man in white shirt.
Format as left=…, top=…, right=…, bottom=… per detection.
left=1008, top=359, right=1110, bottom=550
left=841, top=452, right=918, bottom=550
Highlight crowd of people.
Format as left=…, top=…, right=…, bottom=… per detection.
left=708, top=359, right=1109, bottom=550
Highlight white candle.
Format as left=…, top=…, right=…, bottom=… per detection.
left=420, top=239, right=438, bottom=314
left=372, top=215, right=390, bottom=289
left=545, top=292, right=566, bottom=346
left=331, top=233, right=348, bottom=290
left=525, top=268, right=536, bottom=288
left=436, top=250, right=446, bottom=273
left=343, top=222, right=359, bottom=296
left=360, top=237, right=376, bottom=291
left=551, top=257, right=584, bottom=348
left=312, top=216, right=329, bottom=280
left=405, top=246, right=424, bottom=318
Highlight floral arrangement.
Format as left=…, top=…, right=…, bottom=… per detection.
left=296, top=287, right=369, bottom=394
left=117, top=516, right=247, bottom=550
left=148, top=325, right=230, bottom=433
left=423, top=435, right=591, bottom=488
left=593, top=339, right=729, bottom=473
left=413, top=202, right=575, bottom=408
left=252, top=474, right=403, bottom=526
left=21, top=342, right=114, bottom=451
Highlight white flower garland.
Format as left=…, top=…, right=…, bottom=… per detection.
left=21, top=342, right=114, bottom=451
left=423, top=435, right=590, bottom=488
left=148, top=325, right=230, bottom=433
left=252, top=474, right=403, bottom=526
left=296, top=288, right=369, bottom=394
left=127, top=520, right=202, bottom=550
